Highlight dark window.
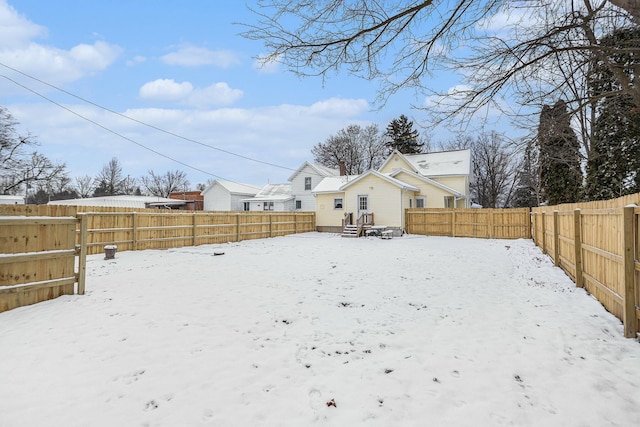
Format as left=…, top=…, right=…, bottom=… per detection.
left=304, top=177, right=312, bottom=190
left=296, top=200, right=302, bottom=209
left=263, top=201, right=274, bottom=211
left=334, top=198, right=343, bottom=209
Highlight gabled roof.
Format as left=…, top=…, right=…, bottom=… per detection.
left=311, top=175, right=359, bottom=194
left=340, top=170, right=419, bottom=192
left=201, top=179, right=262, bottom=196
left=379, top=149, right=471, bottom=177
left=287, top=161, right=340, bottom=182
left=389, top=169, right=463, bottom=197
left=247, top=183, right=294, bottom=201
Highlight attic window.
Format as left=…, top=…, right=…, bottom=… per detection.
left=304, top=177, right=312, bottom=190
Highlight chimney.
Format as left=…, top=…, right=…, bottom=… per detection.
left=339, top=161, right=346, bottom=176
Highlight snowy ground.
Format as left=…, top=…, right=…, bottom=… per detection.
left=1, top=233, right=639, bottom=427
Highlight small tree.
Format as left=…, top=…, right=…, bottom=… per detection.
left=93, top=157, right=126, bottom=196
left=385, top=115, right=423, bottom=154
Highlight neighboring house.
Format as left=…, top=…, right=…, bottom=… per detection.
left=244, top=183, right=295, bottom=212
left=201, top=180, right=262, bottom=211
left=47, top=195, right=188, bottom=209
left=287, top=161, right=339, bottom=211
left=0, top=195, right=25, bottom=205
left=313, top=149, right=472, bottom=233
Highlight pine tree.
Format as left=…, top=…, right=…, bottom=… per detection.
left=384, top=115, right=423, bottom=154
left=585, top=27, right=640, bottom=200
left=512, top=140, right=540, bottom=208
left=537, top=100, right=583, bottom=206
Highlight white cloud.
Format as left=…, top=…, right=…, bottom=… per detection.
left=126, top=55, right=147, bottom=66
left=0, top=1, right=46, bottom=48
left=0, top=2, right=121, bottom=84
left=161, top=45, right=241, bottom=68
left=139, top=78, right=244, bottom=107
left=253, top=54, right=280, bottom=73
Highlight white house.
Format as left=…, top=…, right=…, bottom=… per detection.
left=313, top=149, right=473, bottom=233
left=287, top=162, right=339, bottom=211
left=201, top=179, right=262, bottom=211
left=244, top=183, right=295, bottom=212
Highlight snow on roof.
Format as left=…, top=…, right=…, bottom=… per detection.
left=0, top=195, right=25, bottom=204
left=202, top=179, right=262, bottom=196
left=287, top=161, right=340, bottom=182
left=312, top=175, right=359, bottom=193
left=404, top=149, right=471, bottom=176
left=250, top=183, right=294, bottom=201
left=389, top=169, right=463, bottom=197
left=47, top=195, right=185, bottom=208
left=340, top=170, right=419, bottom=192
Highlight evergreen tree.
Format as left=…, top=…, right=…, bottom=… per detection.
left=537, top=100, right=583, bottom=206
left=585, top=27, right=640, bottom=200
left=512, top=140, right=540, bottom=208
left=384, top=115, right=423, bottom=154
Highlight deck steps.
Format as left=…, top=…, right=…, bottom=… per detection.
left=341, top=224, right=359, bottom=237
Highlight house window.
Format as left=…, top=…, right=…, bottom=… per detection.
left=263, top=201, right=274, bottom=211
left=243, top=202, right=250, bottom=211
left=296, top=200, right=302, bottom=209
left=304, top=177, right=312, bottom=190
left=444, top=196, right=454, bottom=208
left=358, top=195, right=368, bottom=212
left=416, top=197, right=426, bottom=208
left=334, top=198, right=343, bottom=209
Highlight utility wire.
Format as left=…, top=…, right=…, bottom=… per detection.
left=0, top=62, right=304, bottom=175
left=1, top=74, right=226, bottom=180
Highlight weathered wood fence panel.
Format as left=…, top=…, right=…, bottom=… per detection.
left=0, top=216, right=86, bottom=313
left=532, top=206, right=639, bottom=338
left=405, top=208, right=531, bottom=239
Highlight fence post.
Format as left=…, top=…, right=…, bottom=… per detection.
left=451, top=209, right=456, bottom=237
left=294, top=212, right=298, bottom=234
left=269, top=213, right=273, bottom=237
left=553, top=210, right=560, bottom=267
left=236, top=213, right=241, bottom=242
left=488, top=209, right=494, bottom=239
left=526, top=208, right=532, bottom=239
left=623, top=206, right=638, bottom=338
left=541, top=211, right=547, bottom=254
left=574, top=209, right=583, bottom=288
left=192, top=212, right=197, bottom=247
left=132, top=212, right=138, bottom=251
left=77, top=214, right=88, bottom=295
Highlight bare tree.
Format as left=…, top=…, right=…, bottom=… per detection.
left=1, top=107, right=66, bottom=195
left=141, top=170, right=190, bottom=198
left=94, top=157, right=126, bottom=196
left=74, top=175, right=94, bottom=198
left=243, top=1, right=639, bottom=128
left=311, top=124, right=388, bottom=174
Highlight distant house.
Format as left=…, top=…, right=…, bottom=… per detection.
left=169, top=191, right=204, bottom=210
left=0, top=195, right=25, bottom=205
left=313, top=149, right=472, bottom=233
left=287, top=161, right=339, bottom=211
left=243, top=183, right=295, bottom=212
left=48, top=195, right=187, bottom=209
left=201, top=180, right=262, bottom=211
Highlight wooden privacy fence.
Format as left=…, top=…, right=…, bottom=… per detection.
left=531, top=207, right=640, bottom=338
left=0, top=216, right=86, bottom=313
left=405, top=208, right=531, bottom=239
left=76, top=211, right=316, bottom=255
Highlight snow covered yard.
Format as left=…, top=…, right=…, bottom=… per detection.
left=1, top=232, right=639, bottom=427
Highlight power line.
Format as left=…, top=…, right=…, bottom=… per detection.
left=1, top=74, right=225, bottom=180
left=0, top=62, right=302, bottom=175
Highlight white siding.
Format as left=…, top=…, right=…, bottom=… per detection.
left=203, top=183, right=231, bottom=211
left=290, top=164, right=327, bottom=210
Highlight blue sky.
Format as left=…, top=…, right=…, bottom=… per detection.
left=1, top=0, right=476, bottom=188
